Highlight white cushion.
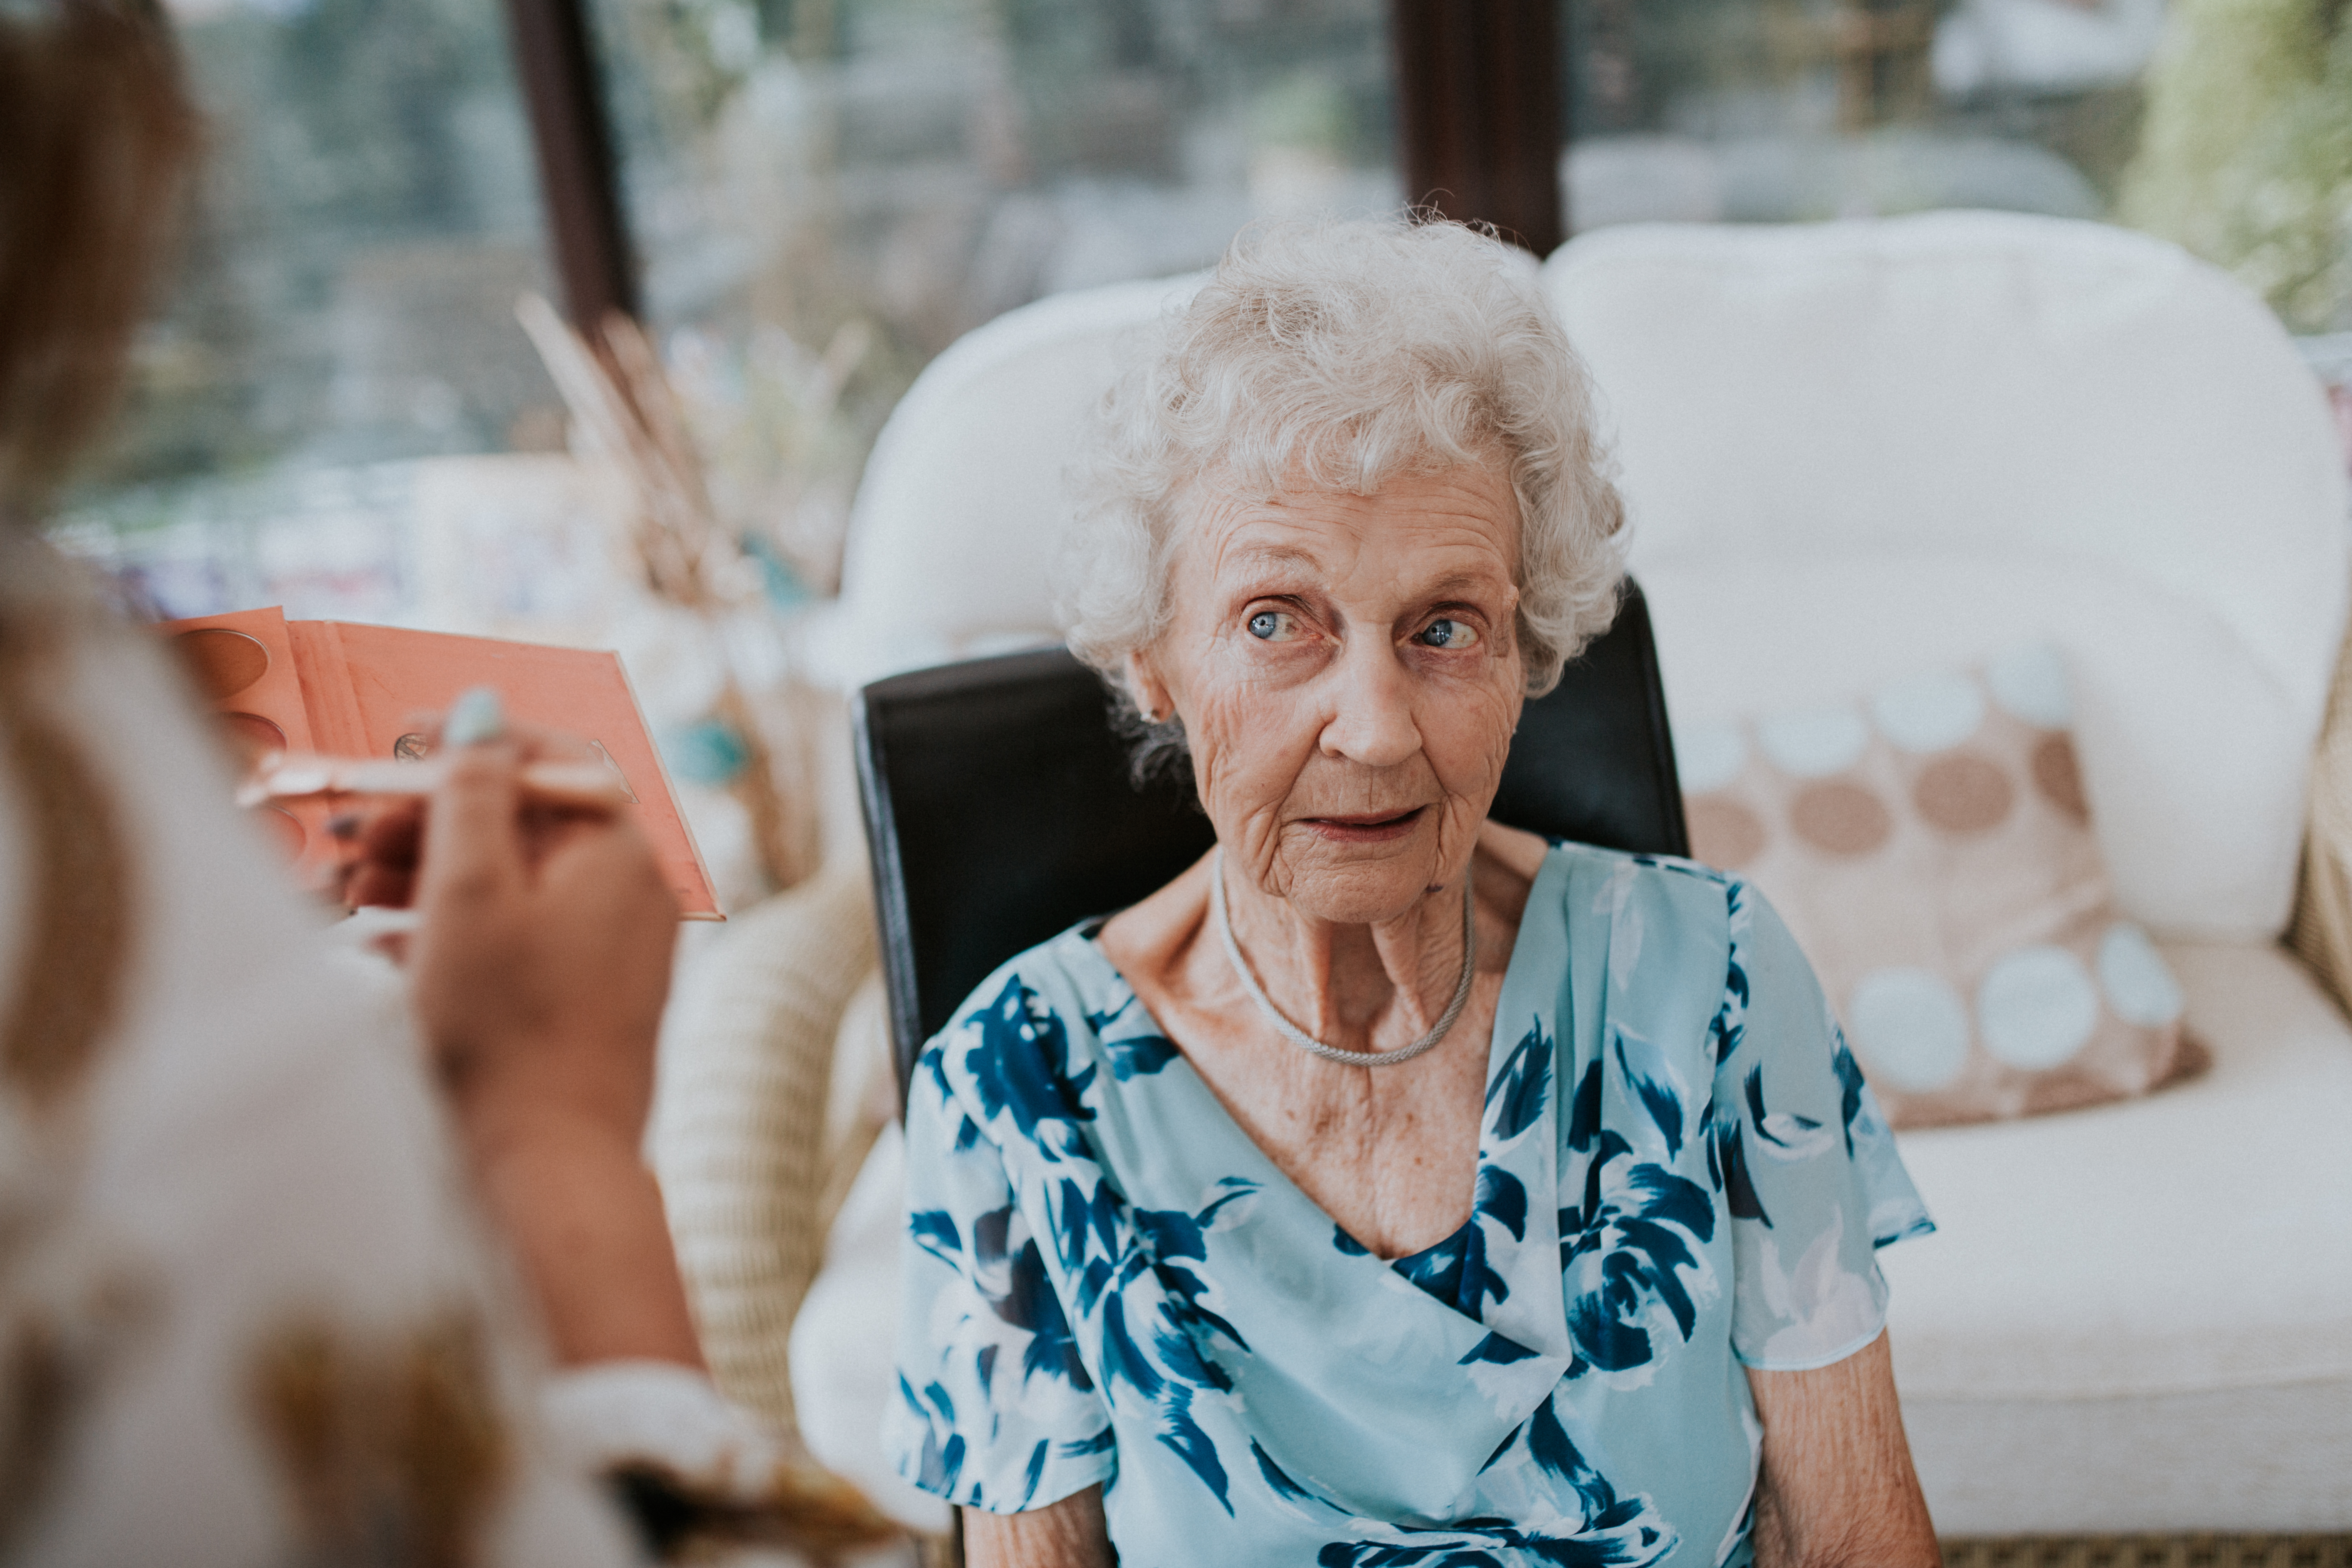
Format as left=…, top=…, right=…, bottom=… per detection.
left=1905, top=1382, right=2352, bottom=1535
left=816, top=272, right=1206, bottom=689
left=1545, top=213, right=2350, bottom=938
left=1885, top=941, right=2352, bottom=1531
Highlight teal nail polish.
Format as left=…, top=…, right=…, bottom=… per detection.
left=444, top=686, right=506, bottom=747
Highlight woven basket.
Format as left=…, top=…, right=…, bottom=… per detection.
left=650, top=860, right=879, bottom=1427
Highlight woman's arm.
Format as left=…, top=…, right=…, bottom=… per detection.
left=1744, top=1330, right=1937, bottom=1568
left=400, top=719, right=703, bottom=1368
left=961, top=1487, right=1112, bottom=1568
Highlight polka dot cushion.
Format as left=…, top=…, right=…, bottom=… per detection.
left=1679, top=645, right=2199, bottom=1128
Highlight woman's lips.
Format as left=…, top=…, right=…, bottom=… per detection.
left=1299, top=806, right=1426, bottom=843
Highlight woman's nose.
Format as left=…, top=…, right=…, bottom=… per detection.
left=1318, top=642, right=1420, bottom=767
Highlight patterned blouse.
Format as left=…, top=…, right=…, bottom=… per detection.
left=887, top=842, right=1933, bottom=1567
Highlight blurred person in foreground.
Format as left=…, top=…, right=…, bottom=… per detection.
left=885, top=220, right=1942, bottom=1567
left=0, top=1, right=892, bottom=1562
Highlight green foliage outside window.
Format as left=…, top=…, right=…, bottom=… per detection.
left=2122, top=0, right=2352, bottom=333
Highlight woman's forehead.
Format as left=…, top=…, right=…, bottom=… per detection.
left=1187, top=466, right=1521, bottom=588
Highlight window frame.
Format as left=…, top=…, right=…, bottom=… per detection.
left=504, top=0, right=1570, bottom=331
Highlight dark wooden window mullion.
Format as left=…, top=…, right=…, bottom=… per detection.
left=505, top=0, right=637, bottom=327
left=1389, top=0, right=1567, bottom=255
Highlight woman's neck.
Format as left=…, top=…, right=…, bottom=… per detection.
left=1216, top=822, right=1547, bottom=1053
left=1095, top=820, right=1546, bottom=1057
left=1220, top=860, right=1468, bottom=1049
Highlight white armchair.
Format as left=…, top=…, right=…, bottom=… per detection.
left=1543, top=211, right=2352, bottom=1538
left=773, top=211, right=2352, bottom=1547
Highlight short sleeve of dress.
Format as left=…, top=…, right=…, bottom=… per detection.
left=884, top=1044, right=1115, bottom=1513
left=1713, top=881, right=1935, bottom=1371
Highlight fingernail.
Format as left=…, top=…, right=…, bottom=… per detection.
left=444, top=687, right=506, bottom=747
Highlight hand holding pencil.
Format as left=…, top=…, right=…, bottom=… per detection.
left=343, top=686, right=702, bottom=1369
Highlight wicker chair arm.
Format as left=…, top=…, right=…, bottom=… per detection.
left=650, top=861, right=880, bottom=1428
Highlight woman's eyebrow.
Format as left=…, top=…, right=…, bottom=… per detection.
left=1400, top=573, right=1512, bottom=612
left=1216, top=543, right=1324, bottom=579
left=1213, top=543, right=1510, bottom=605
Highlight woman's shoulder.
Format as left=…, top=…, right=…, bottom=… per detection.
left=1528, top=841, right=1775, bottom=1037
left=1543, top=839, right=1747, bottom=926
left=932, top=925, right=1128, bottom=1047
left=922, top=926, right=1105, bottom=1072
left=1547, top=845, right=1808, bottom=990
left=916, top=924, right=1178, bottom=1133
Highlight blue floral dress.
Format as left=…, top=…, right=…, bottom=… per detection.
left=885, top=843, right=1933, bottom=1567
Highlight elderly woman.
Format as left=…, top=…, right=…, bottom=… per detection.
left=885, top=220, right=1939, bottom=1568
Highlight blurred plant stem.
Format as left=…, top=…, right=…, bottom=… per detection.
left=517, top=291, right=816, bottom=894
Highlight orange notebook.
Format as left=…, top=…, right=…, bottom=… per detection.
left=161, top=605, right=720, bottom=919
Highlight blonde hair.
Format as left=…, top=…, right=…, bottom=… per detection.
left=0, top=0, right=193, bottom=1115
left=0, top=0, right=200, bottom=519
left=1058, top=216, right=1626, bottom=767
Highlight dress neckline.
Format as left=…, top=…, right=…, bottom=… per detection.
left=1062, top=844, right=1570, bottom=1286
left=1382, top=1219, right=1482, bottom=1313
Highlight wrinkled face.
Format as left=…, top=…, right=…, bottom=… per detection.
left=1130, top=463, right=1527, bottom=926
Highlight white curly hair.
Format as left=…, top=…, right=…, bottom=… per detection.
left=1057, top=215, right=1628, bottom=772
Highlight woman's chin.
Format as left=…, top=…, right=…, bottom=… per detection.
left=1277, top=843, right=1450, bottom=927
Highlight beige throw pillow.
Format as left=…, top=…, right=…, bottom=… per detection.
left=1678, top=646, right=2197, bottom=1128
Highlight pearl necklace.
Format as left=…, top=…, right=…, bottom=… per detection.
left=1209, top=844, right=1477, bottom=1069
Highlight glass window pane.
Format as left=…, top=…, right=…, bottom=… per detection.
left=56, top=0, right=568, bottom=618
left=588, top=0, right=1398, bottom=593
left=1560, top=0, right=2352, bottom=337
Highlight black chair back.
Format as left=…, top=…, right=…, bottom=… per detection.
left=855, top=580, right=1687, bottom=1106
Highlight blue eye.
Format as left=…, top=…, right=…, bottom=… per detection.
left=1247, top=610, right=1300, bottom=642
left=1418, top=617, right=1480, bottom=649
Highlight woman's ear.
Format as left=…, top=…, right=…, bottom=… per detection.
left=1125, top=651, right=1173, bottom=726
